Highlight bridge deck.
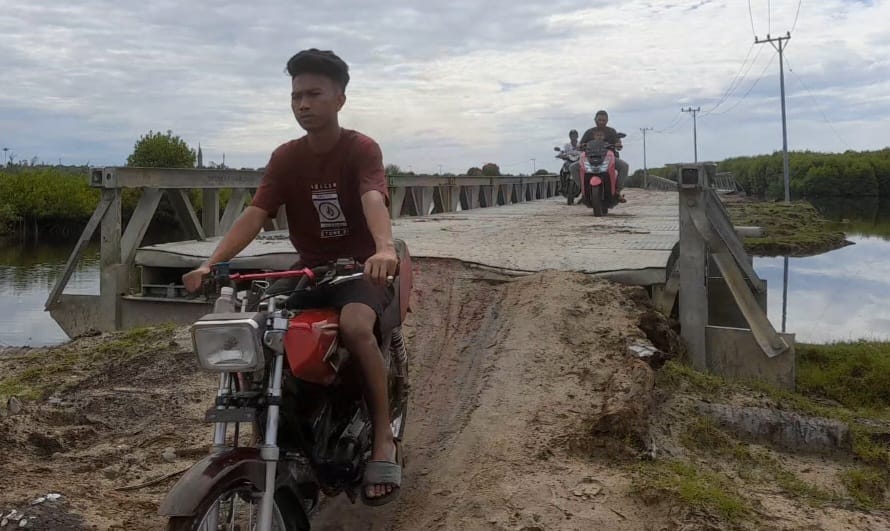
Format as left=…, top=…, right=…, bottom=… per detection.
left=136, top=189, right=678, bottom=284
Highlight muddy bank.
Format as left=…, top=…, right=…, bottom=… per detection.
left=723, top=196, right=850, bottom=256
left=2, top=258, right=888, bottom=530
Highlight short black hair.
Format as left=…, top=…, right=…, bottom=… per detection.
left=569, top=129, right=578, bottom=136
left=286, top=49, right=350, bottom=91
left=595, top=110, right=608, bottom=118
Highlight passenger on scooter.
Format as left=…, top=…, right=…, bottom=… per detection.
left=563, top=129, right=580, bottom=155
left=572, top=110, right=630, bottom=197
left=181, top=48, right=402, bottom=506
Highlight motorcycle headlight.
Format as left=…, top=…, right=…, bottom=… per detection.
left=191, top=312, right=266, bottom=372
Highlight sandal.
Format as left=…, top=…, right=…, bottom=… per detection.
left=360, top=441, right=403, bottom=507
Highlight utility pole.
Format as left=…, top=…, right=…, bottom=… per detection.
left=640, top=127, right=653, bottom=188
left=438, top=164, right=443, bottom=175
left=530, top=158, right=536, bottom=174
left=681, top=107, right=701, bottom=163
left=756, top=31, right=792, bottom=204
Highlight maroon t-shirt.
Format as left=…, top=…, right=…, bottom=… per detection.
left=251, top=129, right=389, bottom=266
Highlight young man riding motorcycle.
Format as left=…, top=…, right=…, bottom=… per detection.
left=181, top=48, right=402, bottom=506
left=570, top=110, right=630, bottom=203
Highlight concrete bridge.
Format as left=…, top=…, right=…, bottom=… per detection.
left=46, top=165, right=795, bottom=389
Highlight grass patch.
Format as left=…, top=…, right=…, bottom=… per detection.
left=797, top=342, right=890, bottom=411
left=633, top=460, right=750, bottom=521
left=840, top=467, right=888, bottom=509
left=681, top=417, right=837, bottom=505
left=724, top=199, right=848, bottom=256
left=662, top=359, right=890, bottom=467
left=0, top=324, right=178, bottom=403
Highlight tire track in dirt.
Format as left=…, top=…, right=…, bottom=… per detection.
left=311, top=259, right=667, bottom=531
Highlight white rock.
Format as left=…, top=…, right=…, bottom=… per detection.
left=2, top=517, right=8, bottom=527
left=45, top=494, right=62, bottom=501
left=29, top=498, right=44, bottom=506
left=162, top=447, right=177, bottom=463
left=18, top=518, right=27, bottom=528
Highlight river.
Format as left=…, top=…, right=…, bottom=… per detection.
left=2, top=198, right=890, bottom=347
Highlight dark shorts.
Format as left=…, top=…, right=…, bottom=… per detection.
left=269, top=277, right=394, bottom=337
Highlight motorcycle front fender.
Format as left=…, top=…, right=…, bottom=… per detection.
left=158, top=446, right=309, bottom=529
left=159, top=447, right=266, bottom=516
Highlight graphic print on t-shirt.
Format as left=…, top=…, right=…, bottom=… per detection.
left=311, top=183, right=349, bottom=238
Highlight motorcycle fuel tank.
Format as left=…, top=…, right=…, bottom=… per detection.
left=285, top=309, right=341, bottom=385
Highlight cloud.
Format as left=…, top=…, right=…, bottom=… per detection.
left=1, top=0, right=889, bottom=173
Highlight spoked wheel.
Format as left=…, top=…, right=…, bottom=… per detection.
left=389, top=327, right=410, bottom=441
left=167, top=484, right=303, bottom=531
left=590, top=184, right=604, bottom=217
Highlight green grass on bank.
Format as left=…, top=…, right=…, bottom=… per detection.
left=724, top=200, right=849, bottom=256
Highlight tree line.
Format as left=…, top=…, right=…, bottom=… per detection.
left=631, top=148, right=890, bottom=200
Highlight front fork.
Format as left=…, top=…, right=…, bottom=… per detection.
left=257, top=351, right=284, bottom=529
left=208, top=297, right=285, bottom=531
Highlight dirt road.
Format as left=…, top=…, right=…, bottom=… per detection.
left=3, top=258, right=887, bottom=530
left=311, top=259, right=664, bottom=531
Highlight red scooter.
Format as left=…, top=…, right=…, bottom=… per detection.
left=579, top=132, right=626, bottom=216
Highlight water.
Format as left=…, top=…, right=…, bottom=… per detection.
left=0, top=238, right=100, bottom=347
left=1, top=199, right=889, bottom=347
left=756, top=234, right=890, bottom=343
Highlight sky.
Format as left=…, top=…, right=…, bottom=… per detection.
left=1, top=0, right=889, bottom=175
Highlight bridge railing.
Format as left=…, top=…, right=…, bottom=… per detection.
left=657, top=163, right=795, bottom=389
left=644, top=175, right=679, bottom=191
left=45, top=167, right=559, bottom=334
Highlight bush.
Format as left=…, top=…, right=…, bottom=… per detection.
left=481, top=163, right=500, bottom=176
left=127, top=130, right=195, bottom=168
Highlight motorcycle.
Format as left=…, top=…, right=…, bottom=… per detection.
left=579, top=132, right=626, bottom=216
left=159, top=243, right=413, bottom=531
left=553, top=146, right=581, bottom=205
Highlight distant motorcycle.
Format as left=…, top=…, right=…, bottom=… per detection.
left=553, top=146, right=581, bottom=205
left=579, top=132, right=626, bottom=216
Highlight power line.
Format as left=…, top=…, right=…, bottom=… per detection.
left=654, top=111, right=683, bottom=134
left=711, top=53, right=776, bottom=115
left=790, top=0, right=803, bottom=33
left=784, top=54, right=852, bottom=150
left=747, top=0, right=757, bottom=37
left=702, top=43, right=763, bottom=116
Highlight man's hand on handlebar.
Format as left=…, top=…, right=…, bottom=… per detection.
left=364, top=247, right=398, bottom=286
left=183, top=263, right=212, bottom=293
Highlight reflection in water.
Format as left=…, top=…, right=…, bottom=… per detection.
left=0, top=238, right=100, bottom=347
left=782, top=256, right=789, bottom=333
left=756, top=234, right=890, bottom=343
left=810, top=197, right=890, bottom=241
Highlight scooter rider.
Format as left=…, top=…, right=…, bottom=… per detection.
left=570, top=110, right=629, bottom=202
left=563, top=129, right=580, bottom=155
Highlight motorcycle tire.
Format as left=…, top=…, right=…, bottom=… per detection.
left=590, top=185, right=605, bottom=217
left=167, top=484, right=307, bottom=531
left=389, top=327, right=410, bottom=442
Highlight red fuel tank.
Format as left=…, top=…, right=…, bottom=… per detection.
left=285, top=309, right=340, bottom=385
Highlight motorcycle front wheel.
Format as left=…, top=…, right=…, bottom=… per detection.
left=167, top=483, right=305, bottom=531
left=590, top=184, right=605, bottom=217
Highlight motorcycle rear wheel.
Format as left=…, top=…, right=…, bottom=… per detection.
left=167, top=483, right=305, bottom=531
